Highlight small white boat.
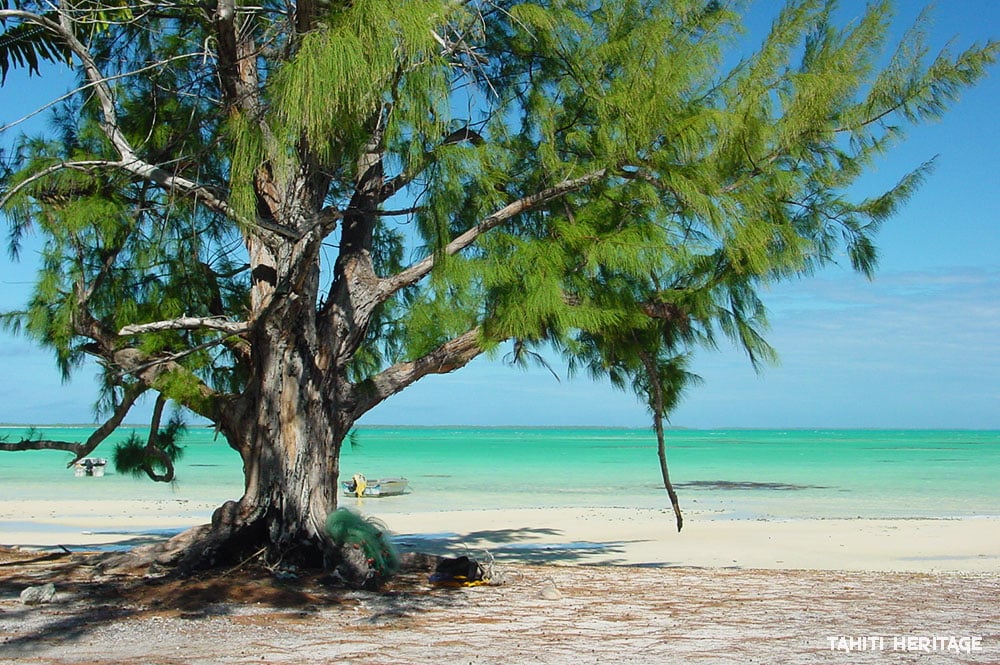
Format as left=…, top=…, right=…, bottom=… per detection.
left=342, top=473, right=409, bottom=497
left=74, top=458, right=108, bottom=477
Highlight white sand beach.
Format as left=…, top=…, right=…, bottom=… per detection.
left=3, top=499, right=999, bottom=664
left=2, top=498, right=998, bottom=573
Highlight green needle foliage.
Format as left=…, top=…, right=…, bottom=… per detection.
left=112, top=411, right=186, bottom=482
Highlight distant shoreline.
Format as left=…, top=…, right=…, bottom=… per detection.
left=2, top=423, right=998, bottom=432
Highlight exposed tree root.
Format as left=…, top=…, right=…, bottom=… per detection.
left=91, top=501, right=384, bottom=590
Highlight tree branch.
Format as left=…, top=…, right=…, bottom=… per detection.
left=112, top=335, right=245, bottom=383
left=378, top=127, right=487, bottom=203
left=350, top=327, right=484, bottom=420
left=376, top=206, right=424, bottom=217
left=115, top=315, right=251, bottom=379
left=0, top=438, right=80, bottom=454
left=0, top=159, right=112, bottom=210
left=0, top=49, right=203, bottom=135
left=139, top=394, right=175, bottom=483
left=0, top=7, right=282, bottom=235
left=0, top=383, right=145, bottom=466
left=379, top=169, right=608, bottom=299
left=107, top=347, right=228, bottom=424
left=640, top=300, right=690, bottom=329
left=119, top=316, right=248, bottom=336
left=639, top=351, right=683, bottom=533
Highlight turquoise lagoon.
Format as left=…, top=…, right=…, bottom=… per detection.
left=1, top=427, right=997, bottom=522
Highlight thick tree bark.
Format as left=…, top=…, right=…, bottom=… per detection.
left=180, top=319, right=348, bottom=569
left=239, top=341, right=343, bottom=561
left=195, top=217, right=350, bottom=565
left=230, top=407, right=343, bottom=566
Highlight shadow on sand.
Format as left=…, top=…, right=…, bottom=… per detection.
left=393, top=525, right=651, bottom=566
left=0, top=542, right=478, bottom=658
left=0, top=524, right=666, bottom=656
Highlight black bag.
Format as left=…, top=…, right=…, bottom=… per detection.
left=430, top=555, right=484, bottom=585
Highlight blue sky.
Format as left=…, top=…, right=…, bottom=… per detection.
left=1, top=1, right=998, bottom=429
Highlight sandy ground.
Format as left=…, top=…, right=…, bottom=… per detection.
left=1, top=546, right=997, bottom=665
left=2, top=500, right=999, bottom=663
left=3, top=499, right=999, bottom=572
left=385, top=508, right=1000, bottom=572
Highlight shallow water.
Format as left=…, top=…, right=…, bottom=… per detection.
left=1, top=427, right=997, bottom=520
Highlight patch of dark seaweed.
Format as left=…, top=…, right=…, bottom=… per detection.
left=677, top=480, right=831, bottom=491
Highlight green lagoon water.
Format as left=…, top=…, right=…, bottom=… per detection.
left=0, top=427, right=1000, bottom=519
left=1, top=427, right=997, bottom=523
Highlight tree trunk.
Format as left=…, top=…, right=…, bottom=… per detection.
left=175, top=366, right=347, bottom=571
left=238, top=381, right=343, bottom=565
left=653, top=411, right=683, bottom=533
left=173, top=234, right=352, bottom=569
left=640, top=352, right=684, bottom=533
left=232, top=299, right=348, bottom=560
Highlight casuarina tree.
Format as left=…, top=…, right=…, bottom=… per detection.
left=0, top=0, right=995, bottom=569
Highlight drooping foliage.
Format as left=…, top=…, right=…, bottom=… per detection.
left=113, top=409, right=186, bottom=482
left=2, top=5, right=246, bottom=405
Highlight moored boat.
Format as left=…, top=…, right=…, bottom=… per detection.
left=74, top=458, right=108, bottom=477
left=342, top=473, right=409, bottom=497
